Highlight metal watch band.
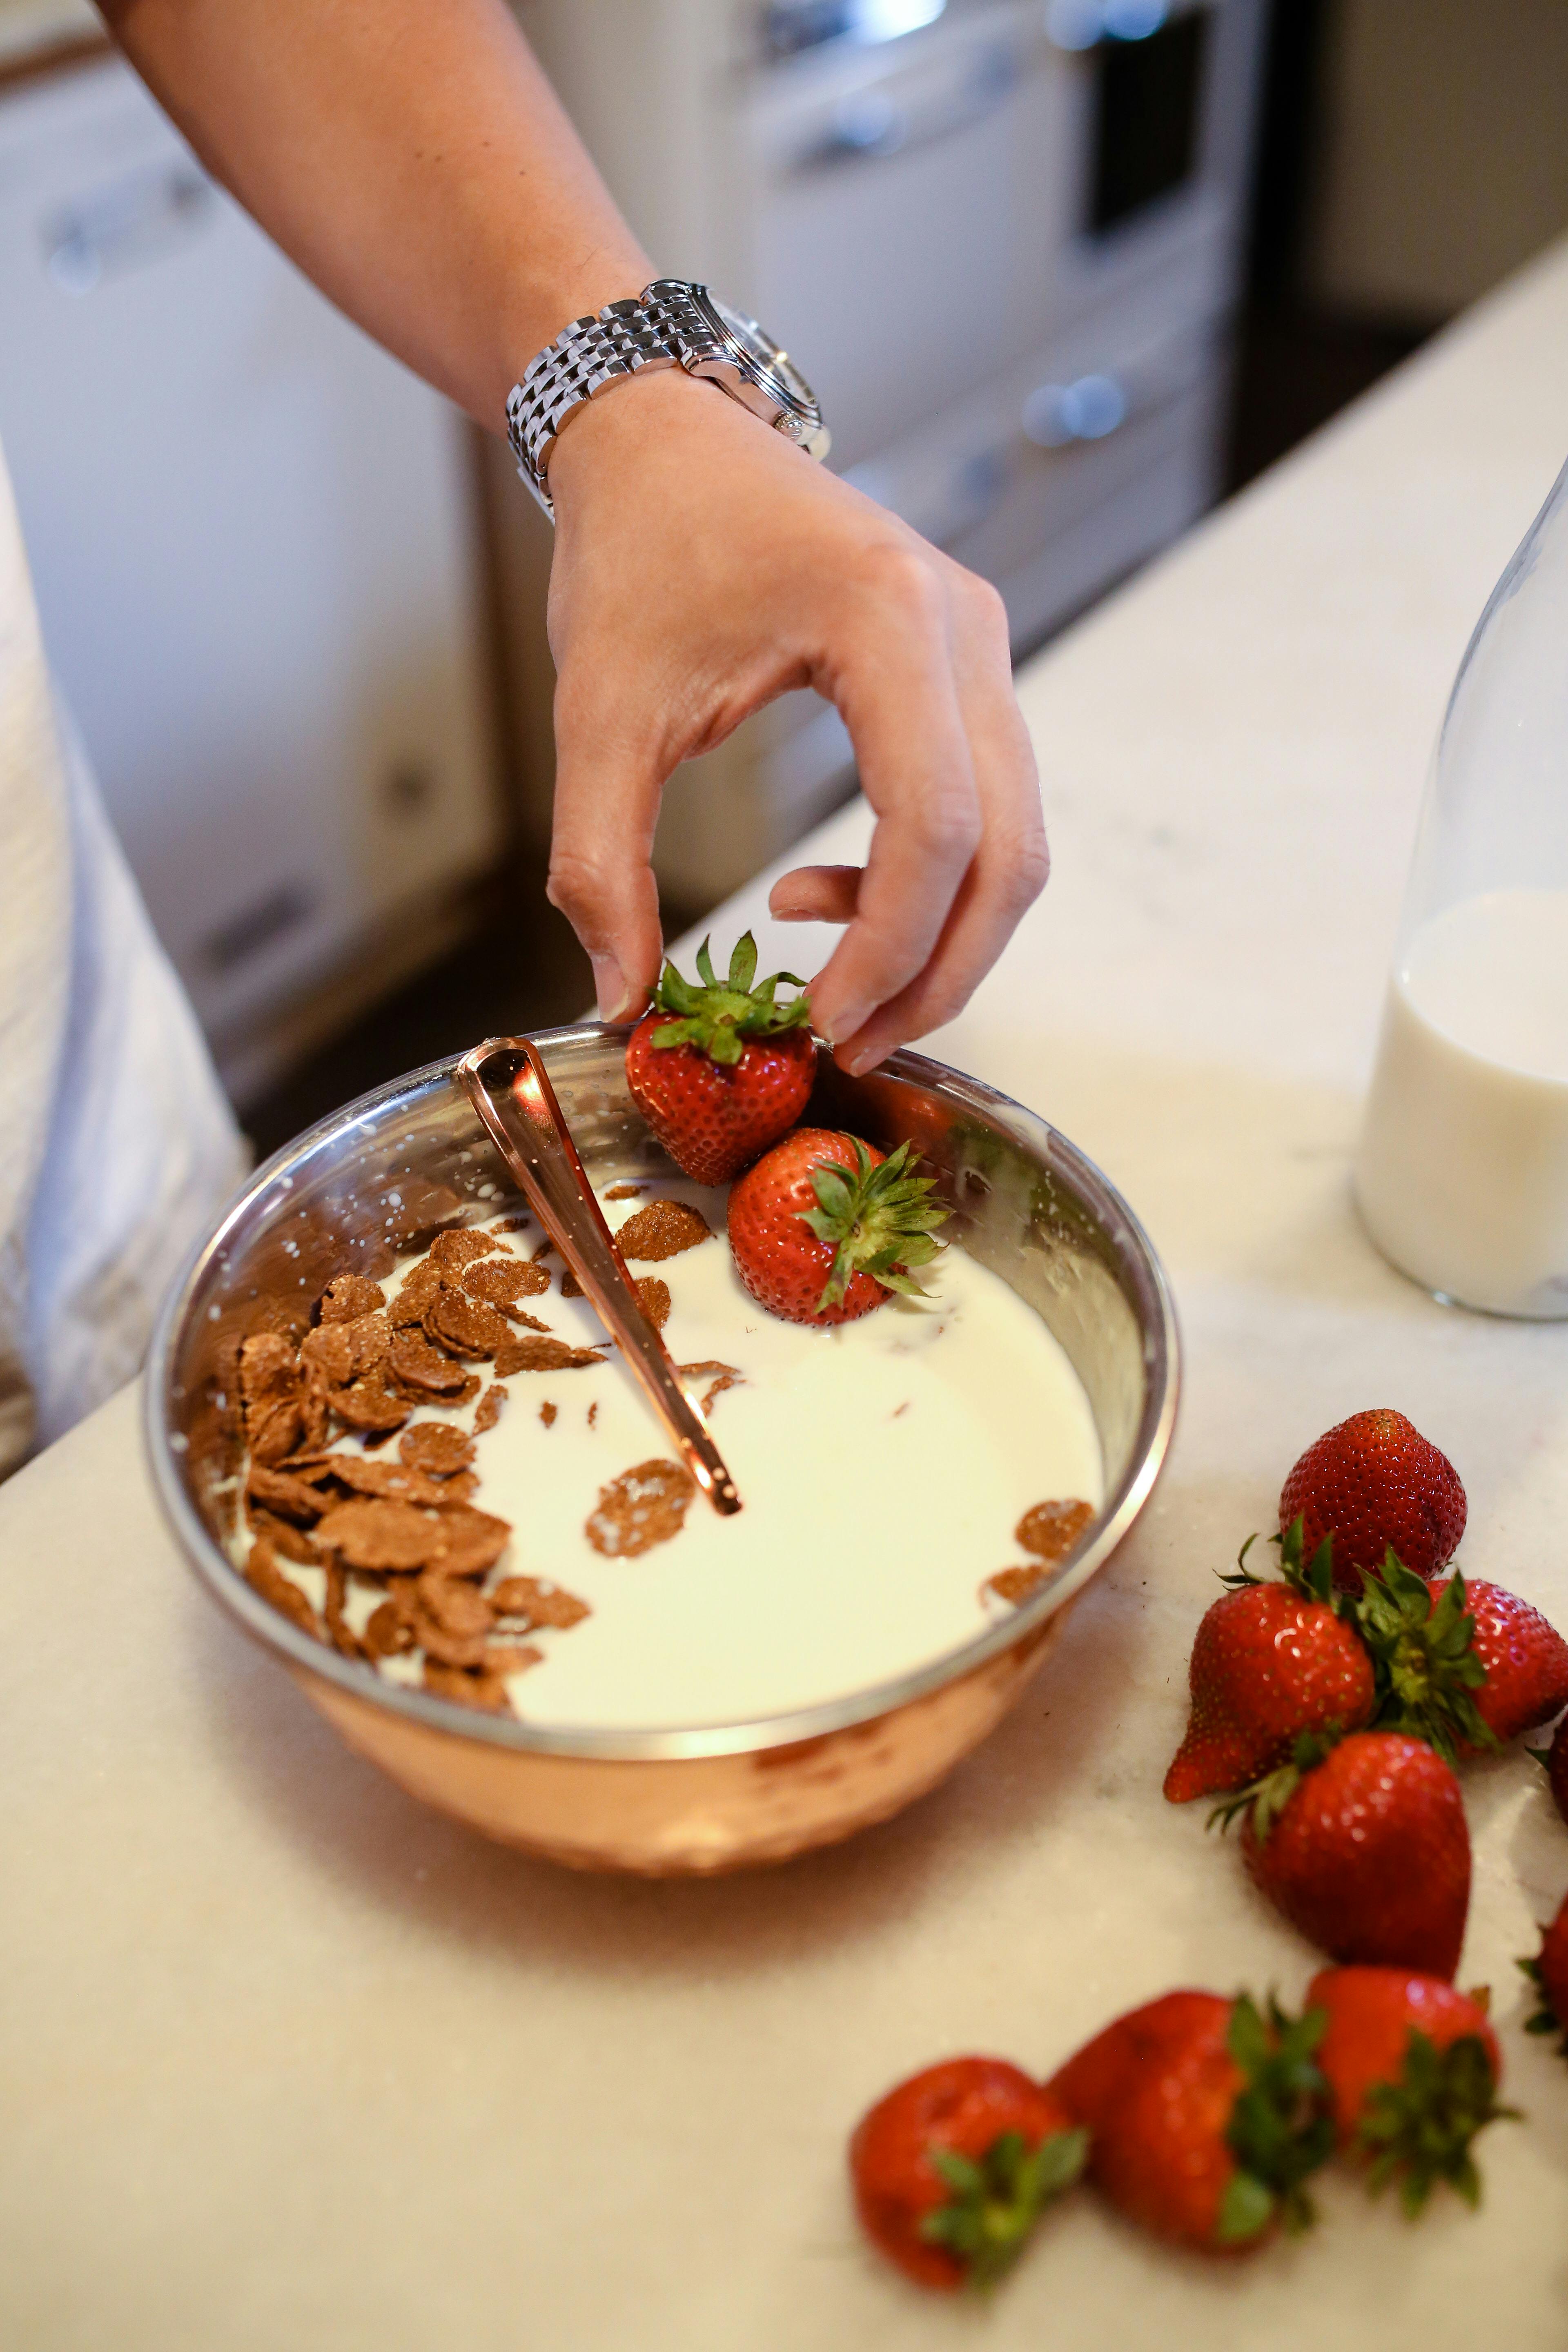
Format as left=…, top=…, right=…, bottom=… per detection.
left=505, top=284, right=700, bottom=520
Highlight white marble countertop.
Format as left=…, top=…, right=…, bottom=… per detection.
left=7, top=244, right=1568, bottom=2350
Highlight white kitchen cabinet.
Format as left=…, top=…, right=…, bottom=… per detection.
left=0, top=52, right=499, bottom=1096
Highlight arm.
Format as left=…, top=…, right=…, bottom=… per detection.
left=101, top=0, right=1047, bottom=1071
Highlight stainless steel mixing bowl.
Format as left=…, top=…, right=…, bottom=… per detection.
left=146, top=1025, right=1178, bottom=1874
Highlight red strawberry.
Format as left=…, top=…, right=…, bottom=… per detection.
left=1530, top=1715, right=1568, bottom=1830
left=1048, top=1990, right=1331, bottom=2251
left=1358, top=1561, right=1568, bottom=1758
left=1430, top=1578, right=1568, bottom=1747
left=1280, top=1409, right=1466, bottom=1591
left=849, top=2058, right=1086, bottom=2290
left=1352, top=1557, right=1494, bottom=1763
left=1306, top=1967, right=1510, bottom=2213
left=1521, top=1889, right=1568, bottom=2053
left=1164, top=1524, right=1376, bottom=1803
left=727, top=1129, right=949, bottom=1326
left=624, top=932, right=815, bottom=1184
left=1223, top=1729, right=1470, bottom=1978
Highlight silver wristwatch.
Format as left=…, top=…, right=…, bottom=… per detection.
left=505, top=278, right=830, bottom=519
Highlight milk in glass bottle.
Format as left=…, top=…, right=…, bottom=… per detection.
left=1355, top=459, right=1568, bottom=1318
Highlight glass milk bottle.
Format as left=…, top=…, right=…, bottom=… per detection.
left=1355, top=458, right=1568, bottom=1318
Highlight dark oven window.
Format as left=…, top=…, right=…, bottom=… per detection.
left=1088, top=10, right=1209, bottom=236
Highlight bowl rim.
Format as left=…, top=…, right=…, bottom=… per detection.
left=145, top=1026, right=1180, bottom=1763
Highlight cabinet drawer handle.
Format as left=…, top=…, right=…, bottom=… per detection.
left=809, top=42, right=1018, bottom=164
left=1022, top=373, right=1128, bottom=445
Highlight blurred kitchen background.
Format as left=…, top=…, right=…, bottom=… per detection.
left=2, top=0, right=1566, bottom=1158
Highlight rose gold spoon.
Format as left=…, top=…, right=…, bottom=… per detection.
left=455, top=1036, right=742, bottom=1517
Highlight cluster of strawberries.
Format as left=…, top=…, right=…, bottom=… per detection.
left=625, top=935, right=945, bottom=1325
left=626, top=942, right=1568, bottom=2283
left=848, top=1408, right=1568, bottom=2290
left=850, top=1969, right=1505, bottom=2288
left=1167, top=1408, right=1568, bottom=1978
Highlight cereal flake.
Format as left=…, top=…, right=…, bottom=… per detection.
left=586, top=1459, right=696, bottom=1558
left=1015, top=1499, right=1094, bottom=1562
left=614, top=1200, right=712, bottom=1262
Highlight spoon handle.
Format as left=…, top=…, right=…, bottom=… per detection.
left=456, top=1037, right=742, bottom=1517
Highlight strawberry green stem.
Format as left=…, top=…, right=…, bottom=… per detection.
left=1519, top=1952, right=1568, bottom=2054
left=1220, top=1518, right=1343, bottom=1609
left=798, top=1138, right=950, bottom=1310
left=920, top=2127, right=1089, bottom=2287
left=1218, top=1995, right=1334, bottom=2243
left=1207, top=1725, right=1348, bottom=1842
left=1354, top=1553, right=1496, bottom=1765
left=1356, top=2028, right=1517, bottom=2214
left=648, top=931, right=811, bottom=1066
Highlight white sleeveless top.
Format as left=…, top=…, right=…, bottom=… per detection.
left=0, top=439, right=246, bottom=1477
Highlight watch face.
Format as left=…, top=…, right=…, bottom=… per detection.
left=699, top=290, right=820, bottom=418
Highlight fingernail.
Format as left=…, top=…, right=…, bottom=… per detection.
left=842, top=1044, right=885, bottom=1078
left=592, top=954, right=629, bottom=1022
left=820, top=1000, right=873, bottom=1049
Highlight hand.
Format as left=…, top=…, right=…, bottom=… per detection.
left=95, top=3, right=1038, bottom=1069
left=544, top=367, right=1048, bottom=1074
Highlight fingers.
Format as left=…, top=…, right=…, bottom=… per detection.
left=545, top=674, right=666, bottom=1020
left=807, top=557, right=1046, bottom=1070
left=834, top=587, right=1047, bottom=1069
left=804, top=545, right=982, bottom=1047
left=768, top=864, right=862, bottom=924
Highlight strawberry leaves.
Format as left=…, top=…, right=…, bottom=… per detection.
left=1277, top=1518, right=1340, bottom=1607
left=1519, top=1952, right=1568, bottom=2053
left=1208, top=1534, right=1499, bottom=1786
left=1355, top=2029, right=1517, bottom=2214
left=798, top=1138, right=950, bottom=1310
left=700, top=933, right=755, bottom=995
left=920, top=2126, right=1089, bottom=2287
left=1217, top=1531, right=1268, bottom=1592
left=1218, top=1996, right=1334, bottom=2243
left=1219, top=1519, right=1341, bottom=1609
left=1209, top=1726, right=1346, bottom=1843
left=649, top=931, right=812, bottom=1066
left=1354, top=1554, right=1497, bottom=1766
